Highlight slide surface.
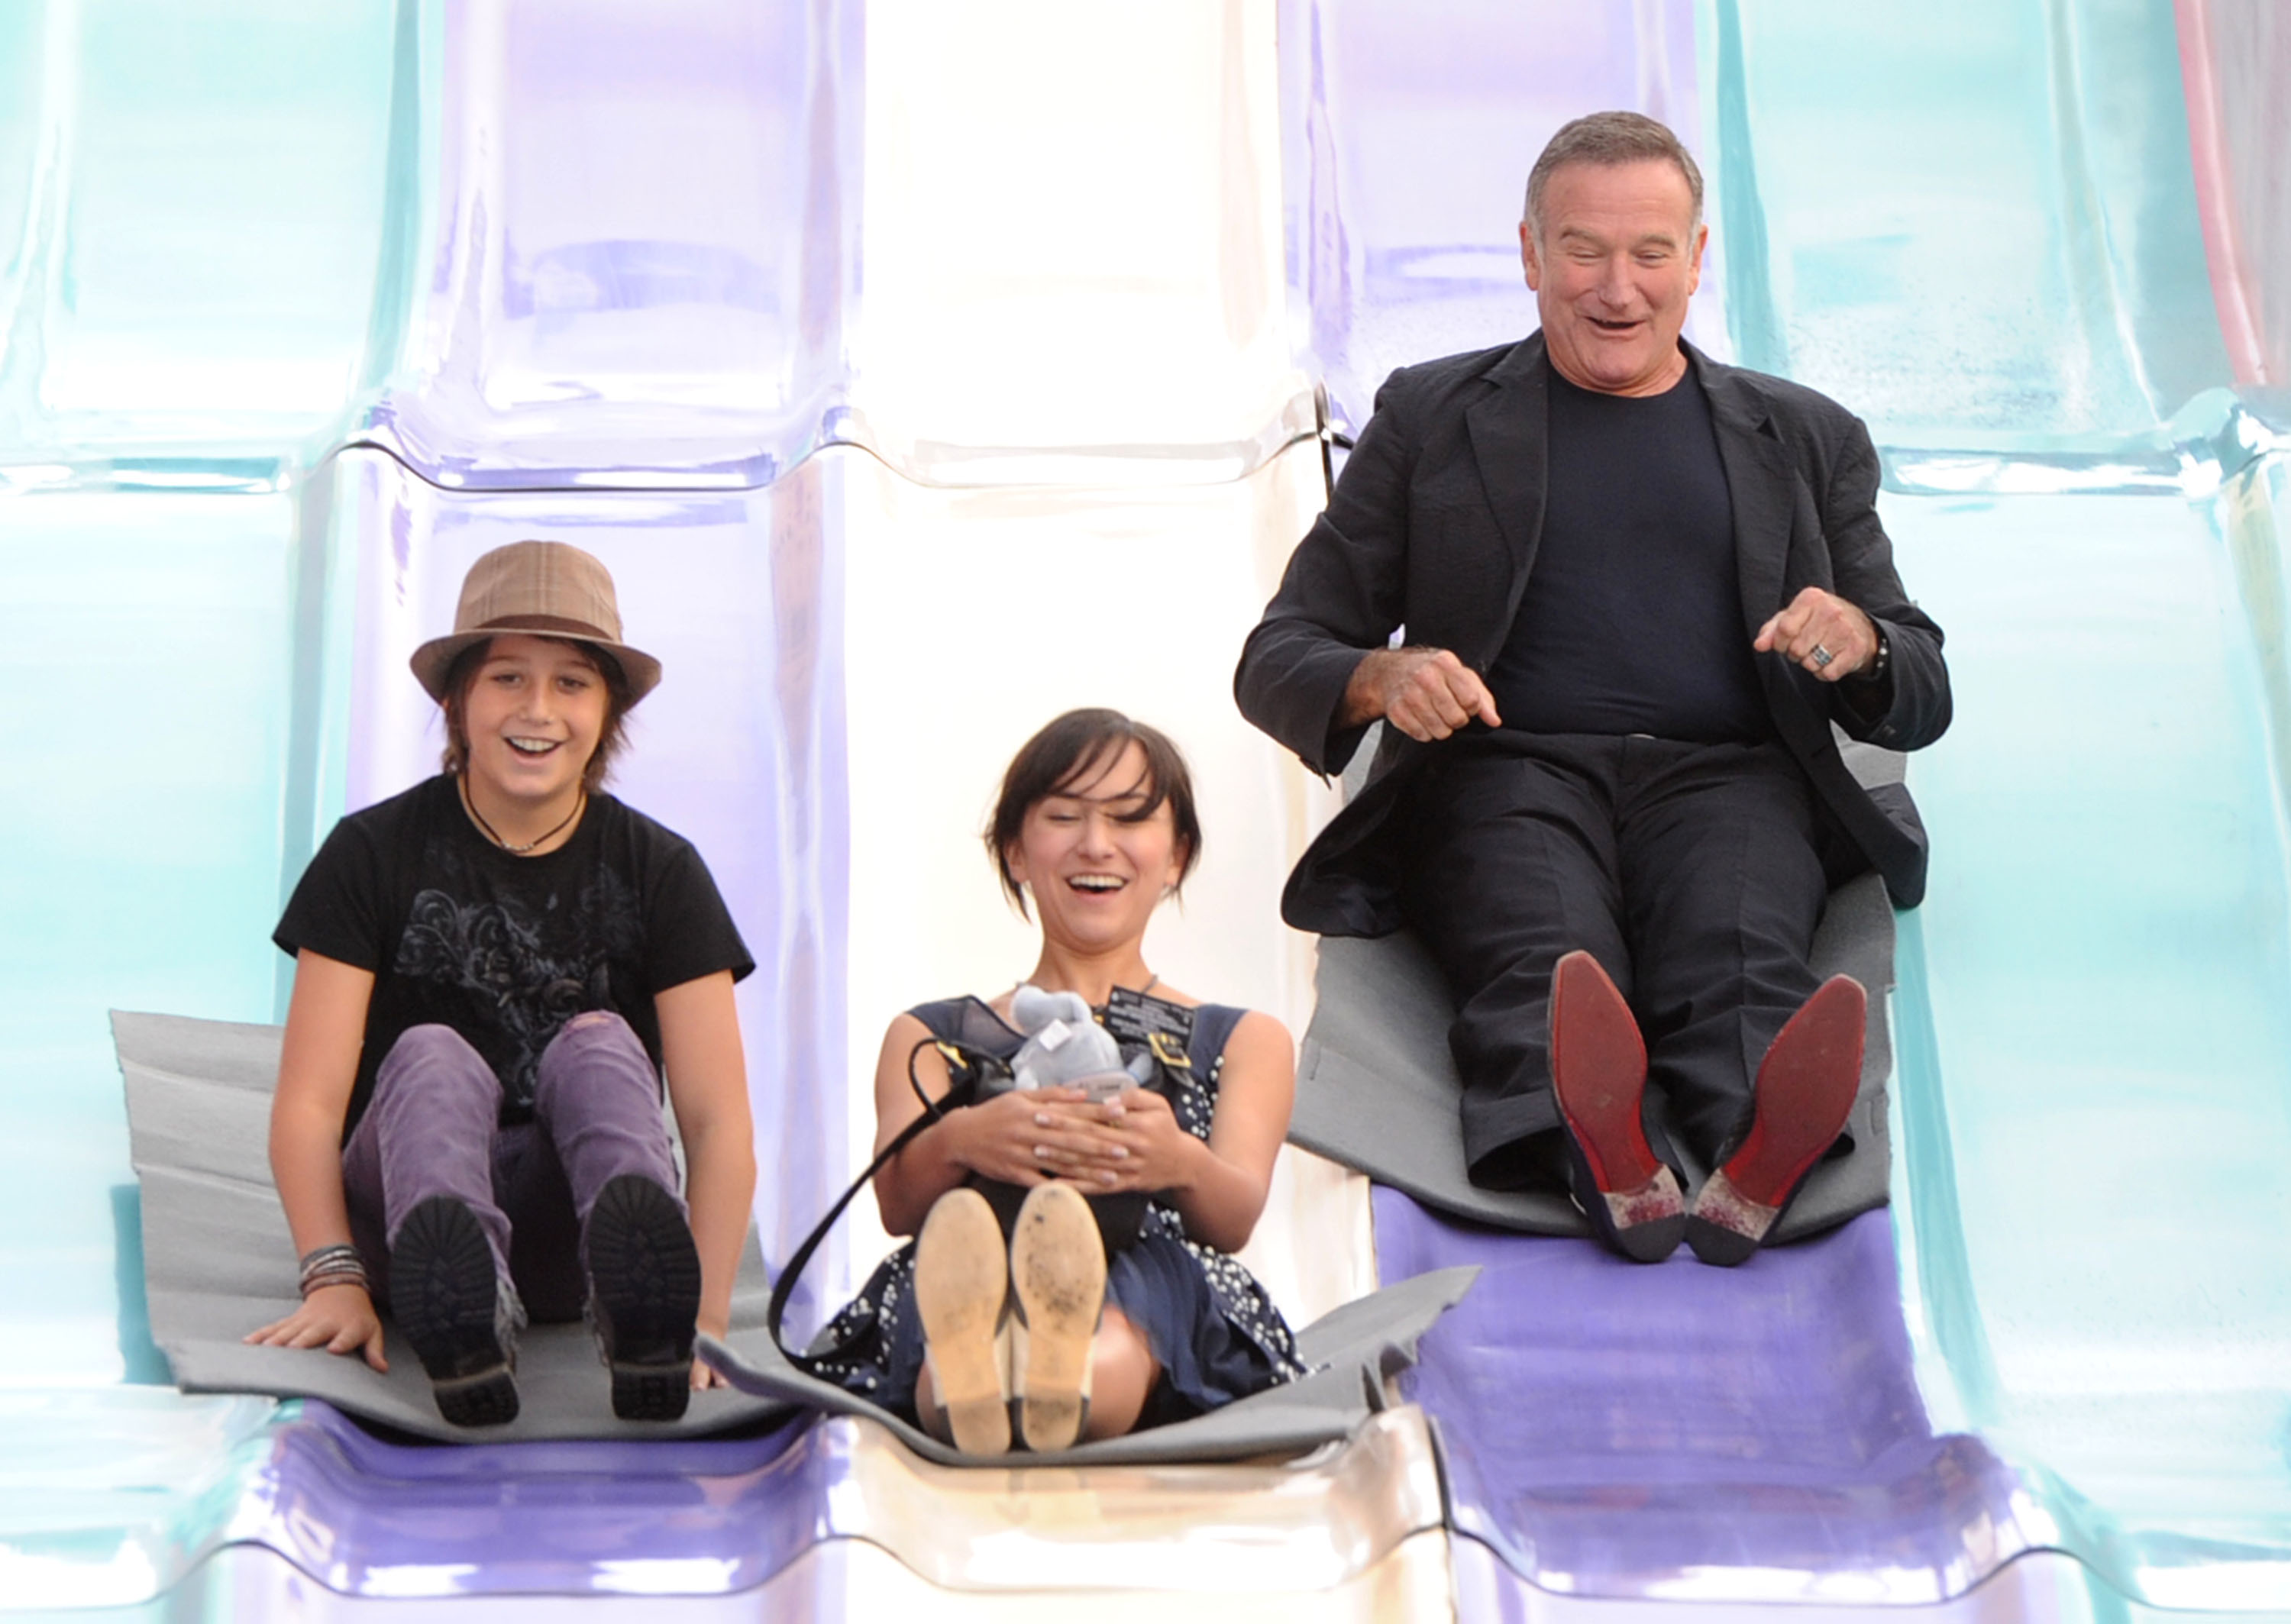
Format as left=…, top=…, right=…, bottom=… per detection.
left=4, top=2, right=2289, bottom=1619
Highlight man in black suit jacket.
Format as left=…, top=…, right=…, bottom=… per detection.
left=1235, top=112, right=1950, bottom=1266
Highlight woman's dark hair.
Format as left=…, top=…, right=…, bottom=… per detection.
left=438, top=635, right=636, bottom=792
left=988, top=709, right=1203, bottom=919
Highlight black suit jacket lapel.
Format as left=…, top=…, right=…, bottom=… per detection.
left=1464, top=336, right=1549, bottom=636
left=1699, top=352, right=1835, bottom=756
left=1699, top=355, right=1795, bottom=642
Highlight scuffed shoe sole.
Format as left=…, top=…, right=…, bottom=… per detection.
left=1683, top=1168, right=1776, bottom=1267
left=391, top=1195, right=519, bottom=1429
left=586, top=1174, right=702, bottom=1422
left=913, top=1187, right=1011, bottom=1456
left=1549, top=951, right=1683, bottom=1263
left=1688, top=975, right=1866, bottom=1267
left=1009, top=1183, right=1103, bottom=1452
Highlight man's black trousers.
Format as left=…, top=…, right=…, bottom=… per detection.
left=1398, top=731, right=1835, bottom=1190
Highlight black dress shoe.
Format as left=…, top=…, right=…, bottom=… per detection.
left=1686, top=976, right=1866, bottom=1267
left=1549, top=951, right=1684, bottom=1263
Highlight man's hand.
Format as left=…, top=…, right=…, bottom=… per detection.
left=1343, top=647, right=1502, bottom=741
left=1754, top=588, right=1878, bottom=682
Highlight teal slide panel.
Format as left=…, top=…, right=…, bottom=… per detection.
left=1706, top=0, right=2231, bottom=458
left=1889, top=466, right=2291, bottom=1607
left=0, top=496, right=305, bottom=1387
left=0, top=2, right=424, bottom=486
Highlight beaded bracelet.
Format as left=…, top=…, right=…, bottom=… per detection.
left=299, top=1244, right=370, bottom=1299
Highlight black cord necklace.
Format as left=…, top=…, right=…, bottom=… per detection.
left=459, top=774, right=585, bottom=855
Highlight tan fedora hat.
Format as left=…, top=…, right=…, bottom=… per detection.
left=409, top=541, right=662, bottom=703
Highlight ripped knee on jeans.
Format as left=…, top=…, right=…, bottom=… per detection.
left=564, top=1011, right=620, bottom=1033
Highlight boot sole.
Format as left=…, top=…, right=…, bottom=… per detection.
left=391, top=1196, right=519, bottom=1429
left=1688, top=975, right=1866, bottom=1266
left=913, top=1188, right=1011, bottom=1455
left=1549, top=951, right=1682, bottom=1262
left=1010, top=1183, right=1103, bottom=1452
left=586, top=1174, right=702, bottom=1422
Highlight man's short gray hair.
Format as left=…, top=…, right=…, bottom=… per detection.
left=1523, top=111, right=1704, bottom=237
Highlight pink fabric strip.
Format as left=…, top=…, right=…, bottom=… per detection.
left=2173, top=0, right=2271, bottom=386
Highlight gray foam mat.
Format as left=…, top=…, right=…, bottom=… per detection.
left=699, top=1261, right=1477, bottom=1467
left=113, top=1010, right=793, bottom=1442
left=1289, top=747, right=1903, bottom=1245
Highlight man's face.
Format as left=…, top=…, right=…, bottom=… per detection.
left=1519, top=158, right=1707, bottom=397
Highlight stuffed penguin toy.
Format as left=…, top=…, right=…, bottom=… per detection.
left=1009, top=985, right=1155, bottom=1096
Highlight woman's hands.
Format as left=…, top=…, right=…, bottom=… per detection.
left=1032, top=1088, right=1200, bottom=1195
left=948, top=1085, right=1112, bottom=1187
left=246, top=1282, right=388, bottom=1371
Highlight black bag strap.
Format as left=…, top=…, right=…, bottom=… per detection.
left=765, top=1036, right=1003, bottom=1373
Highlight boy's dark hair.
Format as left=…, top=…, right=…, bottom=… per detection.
left=438, top=635, right=635, bottom=792
left=988, top=709, right=1203, bottom=919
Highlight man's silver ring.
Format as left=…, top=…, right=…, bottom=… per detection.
left=1811, top=644, right=1834, bottom=669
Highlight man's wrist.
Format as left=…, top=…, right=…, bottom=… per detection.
left=1339, top=648, right=1396, bottom=728
left=1850, top=623, right=1890, bottom=686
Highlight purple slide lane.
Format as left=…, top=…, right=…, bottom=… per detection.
left=241, top=1401, right=816, bottom=1599
left=1375, top=1190, right=2029, bottom=1604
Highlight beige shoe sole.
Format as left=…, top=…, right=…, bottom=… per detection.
left=1009, top=1183, right=1105, bottom=1452
left=913, top=1188, right=1011, bottom=1456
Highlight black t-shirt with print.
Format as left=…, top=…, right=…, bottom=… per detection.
left=275, top=773, right=754, bottom=1139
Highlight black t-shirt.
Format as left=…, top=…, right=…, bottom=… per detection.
left=1486, top=364, right=1772, bottom=744
left=275, top=774, right=755, bottom=1139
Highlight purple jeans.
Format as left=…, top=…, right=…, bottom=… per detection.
left=341, top=1012, right=685, bottom=1323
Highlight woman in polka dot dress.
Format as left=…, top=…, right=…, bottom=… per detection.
left=808, top=709, right=1305, bottom=1454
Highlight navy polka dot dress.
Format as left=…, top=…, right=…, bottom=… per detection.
left=806, top=992, right=1307, bottom=1426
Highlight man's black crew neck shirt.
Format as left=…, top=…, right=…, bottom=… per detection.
left=1485, top=363, right=1772, bottom=744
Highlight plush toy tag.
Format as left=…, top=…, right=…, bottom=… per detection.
left=1036, top=1019, right=1074, bottom=1053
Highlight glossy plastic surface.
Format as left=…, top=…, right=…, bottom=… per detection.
left=1705, top=0, right=2229, bottom=453
left=1885, top=475, right=2291, bottom=1611
left=363, top=0, right=859, bottom=489
left=0, top=2, right=418, bottom=488
left=5, top=0, right=2291, bottom=1618
left=1278, top=0, right=1722, bottom=438
left=1381, top=1199, right=2033, bottom=1606
left=2160, top=0, right=2290, bottom=389
left=0, top=493, right=304, bottom=1387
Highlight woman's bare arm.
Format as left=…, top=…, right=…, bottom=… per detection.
left=248, top=951, right=386, bottom=1367
left=868, top=1013, right=1101, bottom=1238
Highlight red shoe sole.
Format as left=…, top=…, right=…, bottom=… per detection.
left=1721, top=976, right=1866, bottom=1209
left=1549, top=951, right=1660, bottom=1194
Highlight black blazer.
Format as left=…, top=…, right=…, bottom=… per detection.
left=1236, top=334, right=1952, bottom=936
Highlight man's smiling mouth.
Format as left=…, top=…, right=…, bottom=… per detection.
left=506, top=736, right=562, bottom=756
